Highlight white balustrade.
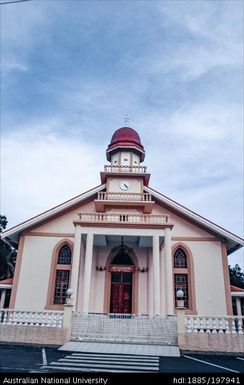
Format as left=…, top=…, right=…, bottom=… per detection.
left=104, top=165, right=147, bottom=174
left=77, top=212, right=169, bottom=224
left=185, top=315, right=244, bottom=334
left=0, top=309, right=63, bottom=327
left=97, top=192, right=153, bottom=202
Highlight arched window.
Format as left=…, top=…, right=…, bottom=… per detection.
left=111, top=252, right=133, bottom=265
left=53, top=245, right=72, bottom=304
left=173, top=245, right=195, bottom=312
left=46, top=241, right=73, bottom=310
left=174, top=248, right=187, bottom=268
left=57, top=245, right=72, bottom=265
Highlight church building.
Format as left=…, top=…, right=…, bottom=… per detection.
left=1, top=127, right=243, bottom=318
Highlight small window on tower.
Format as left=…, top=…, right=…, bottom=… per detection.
left=114, top=160, right=117, bottom=164
left=124, top=158, right=128, bottom=161
left=134, top=161, right=138, bottom=164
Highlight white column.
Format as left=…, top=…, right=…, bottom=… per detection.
left=0, top=289, right=7, bottom=308
left=70, top=225, right=82, bottom=310
left=160, top=246, right=166, bottom=315
left=153, top=235, right=161, bottom=315
left=82, top=231, right=94, bottom=313
left=148, top=251, right=153, bottom=316
left=164, top=227, right=174, bottom=315
left=236, top=297, right=242, bottom=316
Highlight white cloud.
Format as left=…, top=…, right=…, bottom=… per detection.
left=160, top=1, right=242, bottom=44
left=1, top=127, right=105, bottom=227
left=152, top=1, right=243, bottom=80
left=1, top=59, right=28, bottom=75
left=167, top=104, right=242, bottom=142
left=1, top=0, right=56, bottom=76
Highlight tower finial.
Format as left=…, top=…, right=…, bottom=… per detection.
left=124, top=113, right=129, bottom=127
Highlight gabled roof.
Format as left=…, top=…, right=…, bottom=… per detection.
left=1, top=182, right=243, bottom=255
left=1, top=184, right=106, bottom=245
left=145, top=186, right=244, bottom=255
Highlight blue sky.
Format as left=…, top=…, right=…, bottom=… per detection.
left=1, top=0, right=243, bottom=267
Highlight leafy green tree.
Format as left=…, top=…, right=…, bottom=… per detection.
left=229, top=264, right=244, bottom=289
left=0, top=215, right=16, bottom=280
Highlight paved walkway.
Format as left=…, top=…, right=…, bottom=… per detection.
left=59, top=341, right=180, bottom=357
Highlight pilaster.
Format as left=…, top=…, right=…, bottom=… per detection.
left=165, top=227, right=174, bottom=315
left=82, top=231, right=94, bottom=313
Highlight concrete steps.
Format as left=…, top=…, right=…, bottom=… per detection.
left=71, top=313, right=178, bottom=345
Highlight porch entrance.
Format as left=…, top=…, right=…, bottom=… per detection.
left=110, top=272, right=132, bottom=314
left=108, top=238, right=135, bottom=314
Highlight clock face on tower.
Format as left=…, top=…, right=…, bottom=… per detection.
left=120, top=181, right=130, bottom=191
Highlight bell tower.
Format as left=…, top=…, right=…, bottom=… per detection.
left=97, top=127, right=153, bottom=213
left=106, top=126, right=145, bottom=168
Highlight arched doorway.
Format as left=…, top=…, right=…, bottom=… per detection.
left=108, top=242, right=136, bottom=314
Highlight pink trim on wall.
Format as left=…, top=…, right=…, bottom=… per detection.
left=172, top=237, right=217, bottom=241
left=221, top=242, right=233, bottom=315
left=172, top=242, right=197, bottom=315
left=73, top=221, right=174, bottom=230
left=25, top=232, right=75, bottom=238
left=9, top=235, right=25, bottom=309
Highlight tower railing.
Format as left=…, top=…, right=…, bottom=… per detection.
left=104, top=165, right=147, bottom=173
left=97, top=192, right=153, bottom=202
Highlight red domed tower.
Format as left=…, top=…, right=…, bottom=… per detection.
left=106, top=127, right=145, bottom=163
left=100, top=127, right=150, bottom=186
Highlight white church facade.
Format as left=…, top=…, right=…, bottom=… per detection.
left=1, top=127, right=244, bottom=320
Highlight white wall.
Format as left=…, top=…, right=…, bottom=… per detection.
left=153, top=203, right=216, bottom=238
left=31, top=200, right=96, bottom=234
left=172, top=240, right=227, bottom=316
left=15, top=236, right=71, bottom=311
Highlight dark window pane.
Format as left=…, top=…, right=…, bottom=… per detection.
left=174, top=274, right=189, bottom=308
left=54, top=270, right=70, bottom=304
left=122, top=273, right=132, bottom=283
left=111, top=273, right=121, bottom=283
left=57, top=245, right=72, bottom=265
left=112, top=252, right=133, bottom=265
left=174, top=248, right=187, bottom=268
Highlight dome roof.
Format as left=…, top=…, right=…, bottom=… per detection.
left=106, top=127, right=145, bottom=161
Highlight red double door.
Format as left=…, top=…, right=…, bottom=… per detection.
left=110, top=272, right=132, bottom=314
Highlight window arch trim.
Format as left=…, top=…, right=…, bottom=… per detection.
left=45, top=239, right=74, bottom=310
left=172, top=242, right=197, bottom=315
